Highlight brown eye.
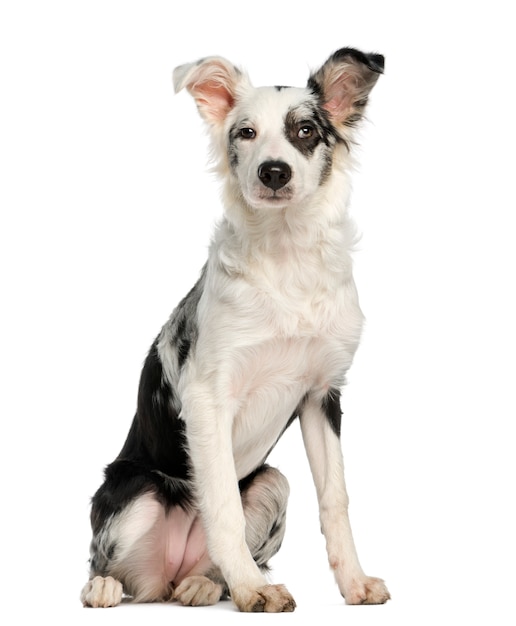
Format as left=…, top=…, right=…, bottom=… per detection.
left=240, top=128, right=256, bottom=139
left=298, top=125, right=314, bottom=139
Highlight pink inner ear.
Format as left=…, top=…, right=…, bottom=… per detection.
left=321, top=71, right=353, bottom=122
left=324, top=95, right=343, bottom=115
left=323, top=91, right=353, bottom=122
left=195, top=80, right=234, bottom=123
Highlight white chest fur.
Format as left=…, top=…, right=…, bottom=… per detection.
left=179, top=210, right=364, bottom=478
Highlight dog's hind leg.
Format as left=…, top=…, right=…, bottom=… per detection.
left=82, top=464, right=290, bottom=609
left=173, top=465, right=291, bottom=608
left=82, top=490, right=174, bottom=606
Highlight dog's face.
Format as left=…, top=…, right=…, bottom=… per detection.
left=174, top=49, right=384, bottom=211
left=224, top=86, right=338, bottom=209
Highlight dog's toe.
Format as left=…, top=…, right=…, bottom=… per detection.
left=173, top=575, right=223, bottom=606
left=344, top=576, right=390, bottom=605
left=81, top=575, right=123, bottom=608
left=233, top=583, right=296, bottom=613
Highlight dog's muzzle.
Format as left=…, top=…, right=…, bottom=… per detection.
left=258, top=161, right=292, bottom=191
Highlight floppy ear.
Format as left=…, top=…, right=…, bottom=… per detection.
left=173, top=56, right=247, bottom=125
left=308, top=47, right=384, bottom=126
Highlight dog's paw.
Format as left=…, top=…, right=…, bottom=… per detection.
left=81, top=575, right=123, bottom=608
left=173, top=575, right=223, bottom=606
left=343, top=576, right=390, bottom=605
left=232, top=583, right=296, bottom=612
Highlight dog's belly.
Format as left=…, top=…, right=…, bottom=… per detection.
left=161, top=506, right=208, bottom=585
left=111, top=492, right=210, bottom=591
left=155, top=500, right=207, bottom=585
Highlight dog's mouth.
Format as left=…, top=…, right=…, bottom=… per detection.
left=250, top=190, right=293, bottom=209
left=262, top=189, right=292, bottom=201
left=250, top=184, right=294, bottom=208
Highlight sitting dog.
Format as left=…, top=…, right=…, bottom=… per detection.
left=81, top=47, right=389, bottom=612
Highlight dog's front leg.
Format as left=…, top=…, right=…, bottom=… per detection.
left=300, top=392, right=390, bottom=605
left=182, top=390, right=295, bottom=612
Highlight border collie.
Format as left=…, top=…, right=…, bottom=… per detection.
left=81, top=47, right=389, bottom=612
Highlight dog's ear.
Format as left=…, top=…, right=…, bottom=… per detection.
left=173, top=57, right=247, bottom=124
left=308, top=48, right=384, bottom=127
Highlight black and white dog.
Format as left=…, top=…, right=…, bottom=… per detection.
left=81, top=48, right=389, bottom=612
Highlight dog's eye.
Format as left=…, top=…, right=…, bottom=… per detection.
left=298, top=125, right=314, bottom=139
left=240, top=128, right=256, bottom=140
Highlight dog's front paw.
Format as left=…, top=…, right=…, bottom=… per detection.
left=232, top=583, right=296, bottom=612
left=81, top=575, right=123, bottom=608
left=344, top=576, right=390, bottom=605
left=173, top=575, right=223, bottom=606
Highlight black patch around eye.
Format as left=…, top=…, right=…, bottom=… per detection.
left=284, top=101, right=342, bottom=158
left=284, top=103, right=341, bottom=184
left=285, top=110, right=322, bottom=156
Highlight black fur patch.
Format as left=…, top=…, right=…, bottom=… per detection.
left=89, top=269, right=208, bottom=544
left=89, top=270, right=208, bottom=538
left=322, top=388, right=342, bottom=437
left=332, top=47, right=384, bottom=73
left=164, top=266, right=205, bottom=371
left=284, top=102, right=338, bottom=156
left=284, top=110, right=322, bottom=157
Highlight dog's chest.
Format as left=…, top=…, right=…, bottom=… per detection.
left=240, top=243, right=359, bottom=337
left=228, top=335, right=338, bottom=478
left=189, top=235, right=363, bottom=478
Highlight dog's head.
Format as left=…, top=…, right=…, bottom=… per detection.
left=174, top=49, right=383, bottom=211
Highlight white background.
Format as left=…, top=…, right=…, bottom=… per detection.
left=1, top=1, right=515, bottom=624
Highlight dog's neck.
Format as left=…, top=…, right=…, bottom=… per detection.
left=212, top=166, right=357, bottom=288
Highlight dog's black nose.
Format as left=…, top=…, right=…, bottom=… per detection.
left=258, top=161, right=292, bottom=191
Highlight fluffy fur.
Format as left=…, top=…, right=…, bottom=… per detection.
left=81, top=47, right=390, bottom=612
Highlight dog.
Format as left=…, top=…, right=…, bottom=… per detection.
left=80, top=47, right=389, bottom=612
